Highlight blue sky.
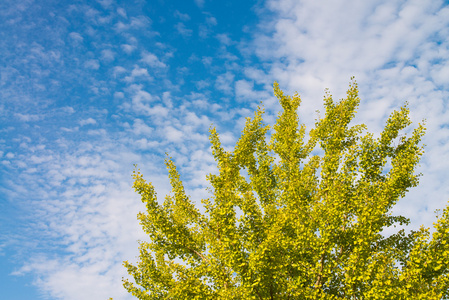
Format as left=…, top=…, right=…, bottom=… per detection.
left=1, top=0, right=448, bottom=299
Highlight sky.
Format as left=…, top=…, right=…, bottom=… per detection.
left=0, top=0, right=448, bottom=299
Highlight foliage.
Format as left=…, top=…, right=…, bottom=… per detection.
left=122, top=79, right=448, bottom=299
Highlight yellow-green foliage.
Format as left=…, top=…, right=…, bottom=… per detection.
left=122, top=79, right=448, bottom=299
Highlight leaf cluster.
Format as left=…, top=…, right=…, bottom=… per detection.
left=122, top=80, right=448, bottom=299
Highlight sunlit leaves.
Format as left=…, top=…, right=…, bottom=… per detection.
left=123, top=79, right=448, bottom=299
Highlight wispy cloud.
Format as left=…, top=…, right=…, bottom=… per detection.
left=194, top=0, right=205, bottom=9
left=121, top=44, right=136, bottom=54
left=69, top=32, right=84, bottom=44
left=198, top=14, right=217, bottom=39
left=140, top=51, right=167, bottom=68
left=84, top=59, right=100, bottom=70
left=14, top=113, right=42, bottom=122
left=215, top=71, right=235, bottom=95
left=100, top=49, right=115, bottom=62
left=175, top=22, right=193, bottom=37
left=235, top=79, right=268, bottom=102
left=117, top=7, right=127, bottom=19
left=79, top=118, right=97, bottom=126
left=174, top=10, right=191, bottom=21
left=216, top=33, right=233, bottom=46
left=123, top=66, right=152, bottom=82
left=114, top=16, right=151, bottom=31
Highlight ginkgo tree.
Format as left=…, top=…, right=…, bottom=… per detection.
left=122, top=79, right=448, bottom=299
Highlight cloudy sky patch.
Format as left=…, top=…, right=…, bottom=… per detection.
left=1, top=0, right=448, bottom=299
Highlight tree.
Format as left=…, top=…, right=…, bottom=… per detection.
left=122, top=79, right=449, bottom=299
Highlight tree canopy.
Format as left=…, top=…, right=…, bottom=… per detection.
left=122, top=79, right=449, bottom=299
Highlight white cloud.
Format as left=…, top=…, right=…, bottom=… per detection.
left=114, top=16, right=151, bottom=31
left=195, top=79, right=210, bottom=89
left=216, top=33, right=232, bottom=46
left=61, top=127, right=79, bottom=132
left=134, top=138, right=160, bottom=150
left=121, top=44, right=136, bottom=54
left=201, top=56, right=213, bottom=67
left=215, top=71, right=234, bottom=95
left=121, top=85, right=171, bottom=118
left=184, top=111, right=210, bottom=128
left=174, top=10, right=191, bottom=21
left=130, top=16, right=151, bottom=28
left=132, top=88, right=153, bottom=104
left=194, top=0, right=205, bottom=9
left=140, top=52, right=166, bottom=68
left=130, top=119, right=153, bottom=136
left=84, top=59, right=100, bottom=70
left=100, top=49, right=115, bottom=62
left=235, top=79, right=268, bottom=102
left=148, top=105, right=169, bottom=117
left=97, top=0, right=113, bottom=9
left=83, top=7, right=101, bottom=23
left=198, top=25, right=210, bottom=39
left=117, top=7, right=127, bottom=18
left=114, top=91, right=124, bottom=99
left=61, top=106, right=75, bottom=114
left=218, top=131, right=236, bottom=146
left=217, top=48, right=238, bottom=61
left=113, top=66, right=127, bottom=78
left=206, top=16, right=217, bottom=26
left=255, top=0, right=449, bottom=92
left=197, top=14, right=217, bottom=39
left=164, top=125, right=184, bottom=142
left=175, top=22, right=193, bottom=37
left=14, top=113, right=41, bottom=122
left=114, top=21, right=128, bottom=31
left=130, top=67, right=149, bottom=77
left=29, top=154, right=54, bottom=164
left=431, top=62, right=449, bottom=86
left=69, top=32, right=83, bottom=43
left=162, top=91, right=173, bottom=108
left=87, top=128, right=107, bottom=136
left=79, top=118, right=97, bottom=126
left=124, top=66, right=152, bottom=82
